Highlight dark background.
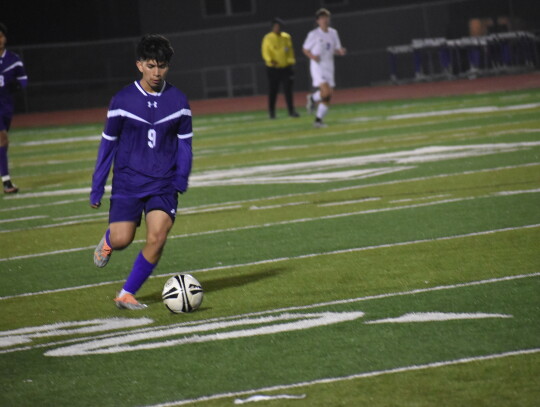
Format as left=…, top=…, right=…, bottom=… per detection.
left=2, top=0, right=539, bottom=113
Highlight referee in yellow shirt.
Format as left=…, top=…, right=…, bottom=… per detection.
left=261, top=18, right=299, bottom=119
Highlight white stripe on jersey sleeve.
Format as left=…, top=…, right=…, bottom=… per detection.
left=154, top=108, right=192, bottom=125
left=102, top=132, right=118, bottom=141
left=1, top=61, right=24, bottom=73
left=107, top=109, right=150, bottom=124
left=177, top=132, right=193, bottom=139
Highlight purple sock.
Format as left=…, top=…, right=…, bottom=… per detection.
left=105, top=229, right=112, bottom=247
left=123, top=251, right=156, bottom=294
left=0, top=146, right=9, bottom=177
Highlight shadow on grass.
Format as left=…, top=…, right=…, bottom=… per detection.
left=139, top=267, right=287, bottom=304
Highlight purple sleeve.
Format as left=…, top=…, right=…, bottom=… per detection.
left=175, top=137, right=192, bottom=193
left=90, top=135, right=118, bottom=205
left=90, top=98, right=121, bottom=205
left=174, top=106, right=193, bottom=193
left=15, top=61, right=28, bottom=89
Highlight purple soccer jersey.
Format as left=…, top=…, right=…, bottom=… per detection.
left=0, top=49, right=28, bottom=129
left=90, top=81, right=193, bottom=204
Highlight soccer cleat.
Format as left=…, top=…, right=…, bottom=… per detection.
left=3, top=180, right=18, bottom=194
left=306, top=94, right=315, bottom=114
left=93, top=233, right=113, bottom=268
left=313, top=120, right=328, bottom=128
left=114, top=292, right=148, bottom=310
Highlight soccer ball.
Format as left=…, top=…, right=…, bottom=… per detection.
left=162, top=274, right=204, bottom=313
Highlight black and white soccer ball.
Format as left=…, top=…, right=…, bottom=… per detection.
left=162, top=274, right=204, bottom=313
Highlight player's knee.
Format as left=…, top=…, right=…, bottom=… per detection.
left=322, top=95, right=332, bottom=103
left=146, top=231, right=168, bottom=250
left=110, top=232, right=134, bottom=250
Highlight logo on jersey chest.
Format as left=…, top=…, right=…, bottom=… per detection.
left=148, top=101, right=158, bottom=108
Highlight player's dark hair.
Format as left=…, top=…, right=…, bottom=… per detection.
left=315, top=8, right=331, bottom=19
left=0, top=23, right=7, bottom=36
left=137, top=34, right=174, bottom=64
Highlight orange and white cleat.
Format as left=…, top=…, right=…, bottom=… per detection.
left=93, top=233, right=113, bottom=268
left=114, top=292, right=147, bottom=310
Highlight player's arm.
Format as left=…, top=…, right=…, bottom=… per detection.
left=286, top=34, right=296, bottom=66
left=90, top=133, right=118, bottom=208
left=302, top=32, right=320, bottom=62
left=175, top=106, right=193, bottom=194
left=90, top=99, right=121, bottom=208
left=15, top=59, right=28, bottom=89
left=261, top=34, right=277, bottom=67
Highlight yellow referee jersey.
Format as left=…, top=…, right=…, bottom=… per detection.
left=261, top=31, right=296, bottom=68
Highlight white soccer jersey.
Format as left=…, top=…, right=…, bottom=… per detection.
left=303, top=27, right=343, bottom=87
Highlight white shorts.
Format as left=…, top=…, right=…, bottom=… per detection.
left=310, top=61, right=335, bottom=88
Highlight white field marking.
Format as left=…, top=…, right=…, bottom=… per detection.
left=234, top=394, right=306, bottom=404
left=317, top=197, right=381, bottom=207
left=489, top=128, right=540, bottom=136
left=493, top=188, right=540, bottom=196
left=178, top=204, right=243, bottom=215
left=15, top=167, right=94, bottom=179
left=389, top=194, right=451, bottom=204
left=2, top=272, right=536, bottom=355
left=1, top=160, right=537, bottom=236
left=191, top=142, right=540, bottom=187
left=0, top=186, right=524, bottom=250
left=387, top=103, right=540, bottom=120
left=0, top=218, right=103, bottom=234
left=1, top=225, right=538, bottom=302
left=52, top=212, right=108, bottom=221
left=365, top=312, right=513, bottom=324
left=12, top=157, right=95, bottom=169
left=3, top=185, right=111, bottom=200
left=329, top=162, right=540, bottom=194
left=0, top=318, right=153, bottom=348
left=1, top=272, right=537, bottom=356
left=12, top=135, right=100, bottom=147
left=5, top=148, right=539, bottom=202
left=249, top=201, right=309, bottom=211
left=143, top=348, right=540, bottom=407
left=0, top=215, right=47, bottom=224
left=1, top=183, right=539, bottom=255
left=44, top=312, right=366, bottom=356
left=192, top=115, right=540, bottom=162
left=0, top=198, right=88, bottom=213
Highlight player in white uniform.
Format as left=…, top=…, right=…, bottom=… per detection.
left=303, top=8, right=346, bottom=128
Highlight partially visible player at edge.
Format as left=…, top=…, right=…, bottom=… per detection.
left=90, top=34, right=193, bottom=310
left=303, top=8, right=346, bottom=128
left=0, top=23, right=28, bottom=193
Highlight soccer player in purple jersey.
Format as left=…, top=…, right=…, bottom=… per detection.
left=90, top=34, right=193, bottom=310
left=0, top=23, right=28, bottom=193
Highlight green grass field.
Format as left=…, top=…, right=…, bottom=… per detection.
left=1, top=88, right=539, bottom=406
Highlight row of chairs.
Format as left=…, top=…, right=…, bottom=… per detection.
left=387, top=31, right=539, bottom=82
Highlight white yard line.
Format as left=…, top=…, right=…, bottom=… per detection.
left=1, top=224, right=538, bottom=301
left=143, top=348, right=540, bottom=407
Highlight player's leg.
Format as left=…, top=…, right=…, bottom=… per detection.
left=267, top=67, right=280, bottom=119
left=306, top=65, right=324, bottom=115
left=115, top=194, right=176, bottom=309
left=94, top=197, right=142, bottom=267
left=283, top=66, right=298, bottom=117
left=0, top=115, right=18, bottom=193
left=314, top=82, right=332, bottom=128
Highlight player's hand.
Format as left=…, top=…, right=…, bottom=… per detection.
left=337, top=48, right=347, bottom=56
left=90, top=202, right=101, bottom=209
left=312, top=55, right=321, bottom=62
